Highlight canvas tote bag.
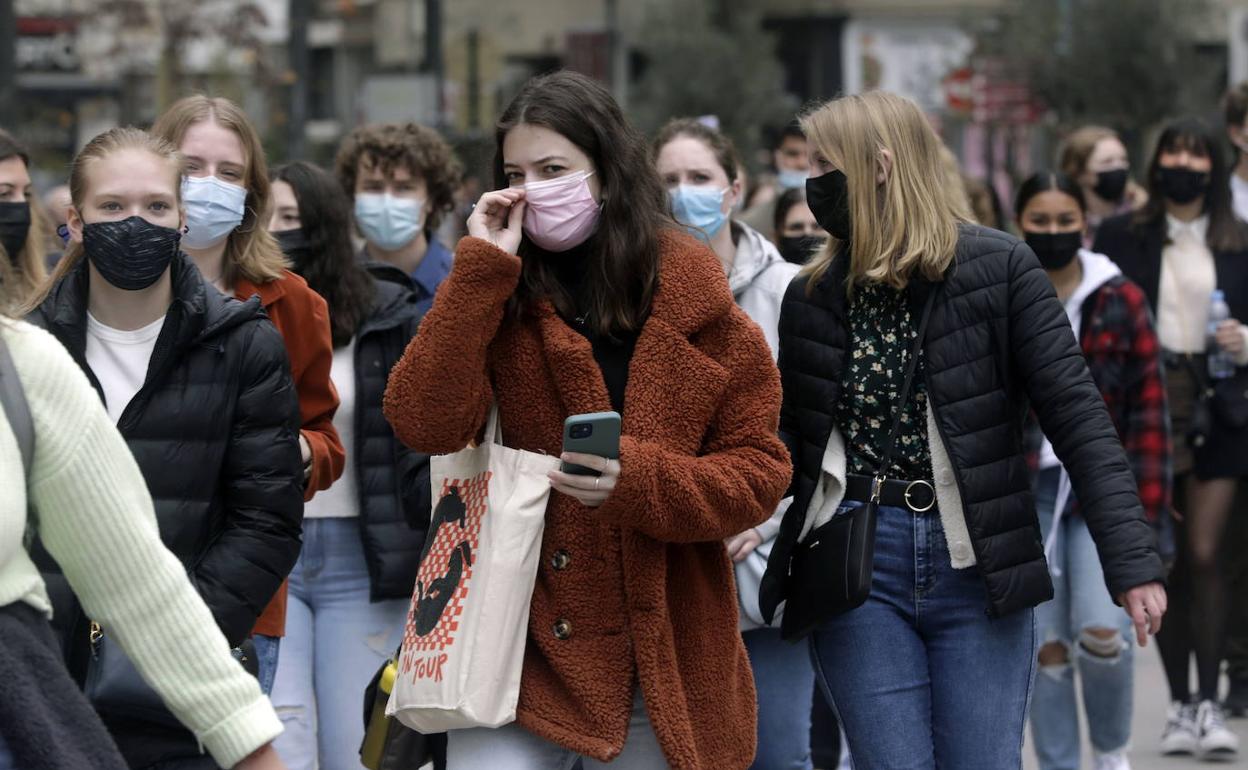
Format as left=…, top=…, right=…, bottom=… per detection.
left=387, top=405, right=559, bottom=732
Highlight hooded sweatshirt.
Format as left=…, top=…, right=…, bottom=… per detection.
left=726, top=222, right=801, bottom=630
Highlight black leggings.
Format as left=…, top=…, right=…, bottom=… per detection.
left=1156, top=473, right=1235, bottom=702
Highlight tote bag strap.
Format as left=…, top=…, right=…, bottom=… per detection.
left=484, top=403, right=504, bottom=446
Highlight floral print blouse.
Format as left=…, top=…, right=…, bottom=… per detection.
left=834, top=281, right=932, bottom=480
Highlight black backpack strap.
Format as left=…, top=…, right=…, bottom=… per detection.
left=0, top=332, right=36, bottom=545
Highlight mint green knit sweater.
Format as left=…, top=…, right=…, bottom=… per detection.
left=0, top=319, right=281, bottom=767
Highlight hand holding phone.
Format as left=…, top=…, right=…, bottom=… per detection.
left=559, top=412, right=621, bottom=475
left=467, top=188, right=527, bottom=254
left=548, top=412, right=622, bottom=507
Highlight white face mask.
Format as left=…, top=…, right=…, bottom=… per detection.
left=181, top=175, right=247, bottom=250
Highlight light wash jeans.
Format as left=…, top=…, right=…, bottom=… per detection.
left=1029, top=467, right=1134, bottom=770
left=447, top=692, right=665, bottom=769
left=810, top=502, right=1036, bottom=770
left=253, top=634, right=280, bottom=696
left=742, top=628, right=815, bottom=770
left=271, top=517, right=410, bottom=770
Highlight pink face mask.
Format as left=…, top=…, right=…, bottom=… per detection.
left=522, top=170, right=601, bottom=252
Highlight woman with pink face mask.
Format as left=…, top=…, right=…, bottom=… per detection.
left=383, top=71, right=791, bottom=770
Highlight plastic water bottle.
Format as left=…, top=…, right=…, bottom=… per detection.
left=1209, top=289, right=1236, bottom=380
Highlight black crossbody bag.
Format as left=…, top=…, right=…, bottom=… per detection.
left=781, top=289, right=936, bottom=642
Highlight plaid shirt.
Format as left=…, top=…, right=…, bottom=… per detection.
left=1027, top=275, right=1172, bottom=524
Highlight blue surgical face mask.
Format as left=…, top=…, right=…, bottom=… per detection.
left=776, top=168, right=809, bottom=191
left=669, top=185, right=729, bottom=242
left=354, top=193, right=423, bottom=251
left=181, top=175, right=247, bottom=250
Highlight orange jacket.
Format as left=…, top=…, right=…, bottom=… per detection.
left=237, top=270, right=343, bottom=637
left=383, top=234, right=790, bottom=769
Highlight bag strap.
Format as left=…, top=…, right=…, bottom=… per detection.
left=870, top=288, right=937, bottom=496
left=1177, top=351, right=1213, bottom=394
left=0, top=332, right=36, bottom=546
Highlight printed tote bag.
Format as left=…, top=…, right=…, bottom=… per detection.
left=387, top=405, right=559, bottom=732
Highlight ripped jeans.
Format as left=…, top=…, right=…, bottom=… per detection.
left=1030, top=467, right=1134, bottom=770
left=270, top=516, right=410, bottom=770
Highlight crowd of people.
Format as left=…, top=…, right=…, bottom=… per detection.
left=1, top=67, right=1247, bottom=770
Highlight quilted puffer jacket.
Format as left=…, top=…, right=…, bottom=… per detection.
left=760, top=224, right=1164, bottom=621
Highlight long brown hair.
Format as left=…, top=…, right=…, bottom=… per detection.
left=24, top=127, right=185, bottom=313
left=0, top=130, right=48, bottom=308
left=273, top=161, right=375, bottom=346
left=498, top=71, right=667, bottom=335
left=152, top=95, right=287, bottom=285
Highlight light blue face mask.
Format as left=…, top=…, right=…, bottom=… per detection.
left=669, top=185, right=729, bottom=242
left=776, top=168, right=809, bottom=191
left=354, top=193, right=423, bottom=251
left=181, top=175, right=247, bottom=250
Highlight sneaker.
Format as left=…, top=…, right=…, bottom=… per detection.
left=1197, top=699, right=1240, bottom=760
left=1161, top=701, right=1198, bottom=756
left=1093, top=750, right=1131, bottom=770
left=1225, top=675, right=1248, bottom=718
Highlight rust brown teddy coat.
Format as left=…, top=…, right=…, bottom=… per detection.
left=383, top=231, right=791, bottom=768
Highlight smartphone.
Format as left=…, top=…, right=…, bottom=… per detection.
left=561, top=411, right=621, bottom=476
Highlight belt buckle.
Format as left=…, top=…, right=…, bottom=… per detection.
left=904, top=480, right=936, bottom=512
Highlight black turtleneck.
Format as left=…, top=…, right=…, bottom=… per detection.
left=546, top=246, right=641, bottom=414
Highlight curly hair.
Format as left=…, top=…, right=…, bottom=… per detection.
left=334, top=123, right=462, bottom=232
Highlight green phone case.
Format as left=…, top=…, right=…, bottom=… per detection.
left=561, top=411, right=621, bottom=476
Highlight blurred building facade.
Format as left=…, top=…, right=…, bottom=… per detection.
left=4, top=0, right=1238, bottom=186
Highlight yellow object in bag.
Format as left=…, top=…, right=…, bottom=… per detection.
left=360, top=658, right=403, bottom=770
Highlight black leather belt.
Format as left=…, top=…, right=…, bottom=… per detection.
left=845, top=473, right=937, bottom=513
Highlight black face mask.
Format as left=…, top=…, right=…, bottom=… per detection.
left=1093, top=169, right=1129, bottom=203
left=273, top=228, right=313, bottom=273
left=1157, top=166, right=1210, bottom=205
left=806, top=170, right=852, bottom=241
left=1024, top=230, right=1083, bottom=271
left=778, top=235, right=827, bottom=265
left=0, top=201, right=31, bottom=263
left=83, top=216, right=181, bottom=291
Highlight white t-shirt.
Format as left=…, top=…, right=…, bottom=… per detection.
left=304, top=340, right=358, bottom=518
left=85, top=313, right=166, bottom=424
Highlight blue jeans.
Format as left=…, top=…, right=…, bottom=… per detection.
left=0, top=732, right=13, bottom=770
left=810, top=502, right=1036, bottom=770
left=271, top=517, right=410, bottom=770
left=1029, top=468, right=1133, bottom=769
left=253, top=634, right=280, bottom=696
left=743, top=628, right=815, bottom=770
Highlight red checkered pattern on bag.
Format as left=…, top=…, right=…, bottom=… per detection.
left=402, top=471, right=490, bottom=656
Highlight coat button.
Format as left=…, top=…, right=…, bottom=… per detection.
left=951, top=543, right=972, bottom=561
left=938, top=469, right=955, bottom=487
left=553, top=619, right=572, bottom=640
left=551, top=550, right=571, bottom=571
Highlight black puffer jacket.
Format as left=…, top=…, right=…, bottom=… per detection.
left=32, top=254, right=304, bottom=641
left=29, top=254, right=303, bottom=765
left=760, top=224, right=1164, bottom=621
left=356, top=263, right=431, bottom=599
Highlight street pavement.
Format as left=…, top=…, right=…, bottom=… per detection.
left=1023, top=643, right=1246, bottom=769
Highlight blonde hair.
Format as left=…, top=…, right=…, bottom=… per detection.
left=0, top=129, right=49, bottom=309
left=1058, top=125, right=1120, bottom=180
left=4, top=205, right=48, bottom=309
left=24, top=127, right=184, bottom=313
left=800, top=91, right=971, bottom=291
left=152, top=95, right=287, bottom=285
